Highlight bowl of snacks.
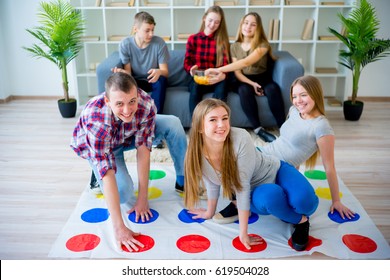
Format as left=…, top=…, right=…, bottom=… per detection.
left=193, top=70, right=209, bottom=85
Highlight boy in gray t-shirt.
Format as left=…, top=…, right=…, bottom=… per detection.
left=114, top=11, right=170, bottom=114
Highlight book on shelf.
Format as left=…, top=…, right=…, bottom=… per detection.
left=177, top=33, right=192, bottom=40
left=108, top=35, right=127, bottom=41
left=315, top=67, right=338, bottom=73
left=272, top=19, right=280, bottom=40
left=160, top=35, right=171, bottom=42
left=194, top=0, right=201, bottom=6
left=286, top=0, right=314, bottom=5
left=143, top=0, right=169, bottom=6
left=214, top=1, right=237, bottom=6
left=250, top=0, right=274, bottom=5
left=301, top=18, right=314, bottom=40
left=327, top=98, right=342, bottom=107
left=321, top=1, right=344, bottom=5
left=81, top=35, right=100, bottom=42
left=318, top=35, right=338, bottom=41
left=95, top=0, right=102, bottom=7
left=128, top=0, right=135, bottom=6
left=268, top=18, right=274, bottom=40
left=107, top=2, right=130, bottom=7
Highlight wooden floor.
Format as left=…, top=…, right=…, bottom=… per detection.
left=0, top=99, right=389, bottom=259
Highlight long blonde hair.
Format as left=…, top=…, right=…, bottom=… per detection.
left=235, top=12, right=276, bottom=61
left=199, top=6, right=230, bottom=67
left=290, top=75, right=326, bottom=169
left=184, top=99, right=243, bottom=210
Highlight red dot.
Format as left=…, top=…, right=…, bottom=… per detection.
left=66, top=233, right=100, bottom=252
left=232, top=234, right=267, bottom=253
left=121, top=234, right=155, bottom=253
left=288, top=236, right=323, bottom=251
left=176, top=234, right=210, bottom=253
left=342, top=234, right=377, bottom=253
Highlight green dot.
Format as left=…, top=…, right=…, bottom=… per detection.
left=149, top=170, right=166, bottom=180
left=304, top=170, right=327, bottom=180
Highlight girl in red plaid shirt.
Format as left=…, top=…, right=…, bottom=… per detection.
left=184, top=6, right=231, bottom=116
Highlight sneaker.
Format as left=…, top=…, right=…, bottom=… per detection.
left=257, top=128, right=276, bottom=143
left=212, top=202, right=238, bottom=224
left=291, top=220, right=310, bottom=251
left=175, top=182, right=184, bottom=193
left=152, top=139, right=164, bottom=149
left=89, top=172, right=102, bottom=195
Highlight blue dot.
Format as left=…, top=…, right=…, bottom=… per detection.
left=235, top=212, right=259, bottom=224
left=328, top=211, right=360, bottom=223
left=178, top=209, right=205, bottom=223
left=128, top=209, right=159, bottom=224
left=81, top=208, right=110, bottom=223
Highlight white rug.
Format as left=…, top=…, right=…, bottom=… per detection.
left=49, top=163, right=390, bottom=259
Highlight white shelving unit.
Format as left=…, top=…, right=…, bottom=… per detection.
left=71, top=0, right=352, bottom=107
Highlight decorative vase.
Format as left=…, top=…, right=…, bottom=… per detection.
left=343, top=100, right=364, bottom=121
left=58, top=98, right=77, bottom=118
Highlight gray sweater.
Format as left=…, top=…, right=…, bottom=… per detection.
left=202, top=127, right=280, bottom=211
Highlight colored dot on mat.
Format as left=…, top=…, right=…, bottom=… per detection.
left=135, top=186, right=162, bottom=200
left=66, top=233, right=100, bottom=252
left=288, top=236, right=323, bottom=251
left=315, top=187, right=343, bottom=200
left=342, top=234, right=377, bottom=254
left=178, top=209, right=205, bottom=223
left=232, top=234, right=267, bottom=253
left=235, top=212, right=259, bottom=224
left=81, top=208, right=110, bottom=223
left=128, top=208, right=159, bottom=224
left=95, top=193, right=104, bottom=199
left=121, top=234, right=155, bottom=253
left=149, top=169, right=166, bottom=180
left=176, top=234, right=210, bottom=253
left=328, top=211, right=360, bottom=223
left=304, top=170, right=327, bottom=180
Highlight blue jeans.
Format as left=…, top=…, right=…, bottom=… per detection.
left=89, top=114, right=187, bottom=206
left=250, top=161, right=319, bottom=224
left=136, top=76, right=168, bottom=114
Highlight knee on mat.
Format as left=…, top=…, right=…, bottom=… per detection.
left=290, top=194, right=319, bottom=216
left=252, top=184, right=286, bottom=211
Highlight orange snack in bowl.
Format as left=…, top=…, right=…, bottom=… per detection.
left=194, top=75, right=209, bottom=85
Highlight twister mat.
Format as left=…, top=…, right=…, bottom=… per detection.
left=49, top=163, right=390, bottom=259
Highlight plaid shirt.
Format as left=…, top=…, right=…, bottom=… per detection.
left=71, top=89, right=156, bottom=179
left=184, top=31, right=229, bottom=72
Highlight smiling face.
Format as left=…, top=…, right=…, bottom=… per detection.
left=241, top=14, right=257, bottom=38
left=203, top=12, right=221, bottom=35
left=202, top=106, right=230, bottom=145
left=291, top=83, right=318, bottom=119
left=104, top=88, right=138, bottom=123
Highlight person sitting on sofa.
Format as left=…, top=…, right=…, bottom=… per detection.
left=184, top=5, right=231, bottom=116
left=206, top=12, right=285, bottom=143
left=71, top=72, right=187, bottom=251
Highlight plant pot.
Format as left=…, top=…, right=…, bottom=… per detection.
left=58, top=98, right=77, bottom=118
left=343, top=100, right=364, bottom=121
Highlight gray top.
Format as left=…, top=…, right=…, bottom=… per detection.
left=230, top=42, right=268, bottom=75
left=119, top=36, right=170, bottom=80
left=261, top=106, right=334, bottom=167
left=202, top=127, right=280, bottom=211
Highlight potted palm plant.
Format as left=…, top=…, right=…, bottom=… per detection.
left=24, top=0, right=84, bottom=118
left=328, top=0, right=390, bottom=121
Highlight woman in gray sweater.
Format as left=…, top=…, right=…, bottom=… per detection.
left=184, top=98, right=318, bottom=251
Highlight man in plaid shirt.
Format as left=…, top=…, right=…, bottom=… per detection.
left=71, top=72, right=187, bottom=252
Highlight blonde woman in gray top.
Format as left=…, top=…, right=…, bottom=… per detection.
left=184, top=98, right=319, bottom=251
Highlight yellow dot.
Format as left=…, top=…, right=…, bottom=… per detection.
left=135, top=186, right=162, bottom=200
left=95, top=193, right=104, bottom=199
left=315, top=187, right=343, bottom=200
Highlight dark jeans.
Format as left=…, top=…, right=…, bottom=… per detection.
left=188, top=79, right=228, bottom=116
left=236, top=74, right=285, bottom=128
left=136, top=76, right=168, bottom=114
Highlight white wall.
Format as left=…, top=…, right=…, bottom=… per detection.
left=0, top=0, right=389, bottom=99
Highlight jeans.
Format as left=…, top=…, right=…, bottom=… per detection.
left=136, top=76, right=168, bottom=114
left=89, top=114, right=187, bottom=206
left=250, top=161, right=319, bottom=224
left=188, top=79, right=228, bottom=116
